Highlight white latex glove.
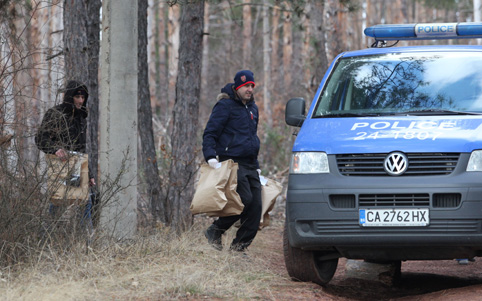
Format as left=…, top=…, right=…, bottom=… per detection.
left=208, top=158, right=219, bottom=169
left=257, top=169, right=261, bottom=176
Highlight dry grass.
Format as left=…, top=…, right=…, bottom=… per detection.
left=0, top=217, right=287, bottom=300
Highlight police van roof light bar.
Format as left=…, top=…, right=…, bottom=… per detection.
left=364, top=22, right=482, bottom=42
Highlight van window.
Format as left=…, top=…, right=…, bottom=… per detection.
left=313, top=52, right=482, bottom=117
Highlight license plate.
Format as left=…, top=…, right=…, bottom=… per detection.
left=359, top=208, right=429, bottom=227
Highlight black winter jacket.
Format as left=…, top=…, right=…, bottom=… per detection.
left=202, top=83, right=260, bottom=169
left=35, top=80, right=89, bottom=154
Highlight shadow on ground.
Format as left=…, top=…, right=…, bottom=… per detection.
left=323, top=261, right=482, bottom=300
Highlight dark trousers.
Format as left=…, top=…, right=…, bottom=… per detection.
left=213, top=164, right=262, bottom=248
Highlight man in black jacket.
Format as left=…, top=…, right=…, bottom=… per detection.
left=36, top=80, right=95, bottom=186
left=36, top=80, right=96, bottom=224
left=202, top=70, right=262, bottom=252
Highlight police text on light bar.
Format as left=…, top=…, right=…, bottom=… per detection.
left=364, top=22, right=482, bottom=40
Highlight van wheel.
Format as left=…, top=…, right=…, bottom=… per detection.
left=283, top=222, right=338, bottom=286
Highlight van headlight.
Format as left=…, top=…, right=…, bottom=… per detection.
left=467, top=150, right=482, bottom=171
left=290, top=152, right=330, bottom=174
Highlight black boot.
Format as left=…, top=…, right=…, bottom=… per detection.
left=204, top=224, right=223, bottom=250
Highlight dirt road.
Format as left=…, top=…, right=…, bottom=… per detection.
left=255, top=222, right=482, bottom=300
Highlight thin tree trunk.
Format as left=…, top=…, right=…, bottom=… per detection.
left=86, top=0, right=101, bottom=185
left=262, top=0, right=272, bottom=128
left=200, top=1, right=210, bottom=120
left=270, top=4, right=280, bottom=96
left=150, top=0, right=168, bottom=116
left=165, top=1, right=204, bottom=232
left=310, top=0, right=328, bottom=91
left=221, top=1, right=233, bottom=80
left=64, top=0, right=100, bottom=185
left=242, top=0, right=252, bottom=67
left=10, top=4, right=29, bottom=167
left=166, top=4, right=180, bottom=125
left=301, top=0, right=311, bottom=97
left=138, top=0, right=167, bottom=225
left=282, top=2, right=292, bottom=96
left=63, top=0, right=88, bottom=83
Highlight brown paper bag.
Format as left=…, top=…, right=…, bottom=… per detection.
left=234, top=177, right=283, bottom=229
left=259, top=178, right=283, bottom=229
left=190, top=159, right=244, bottom=216
left=46, top=153, right=90, bottom=206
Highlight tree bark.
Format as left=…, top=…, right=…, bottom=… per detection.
left=166, top=4, right=180, bottom=125
left=64, top=0, right=100, bottom=186
left=63, top=0, right=88, bottom=83
left=270, top=4, right=280, bottom=95
left=165, top=1, right=204, bottom=232
left=200, top=1, right=210, bottom=119
left=281, top=2, right=292, bottom=96
left=310, top=0, right=328, bottom=91
left=242, top=0, right=252, bottom=67
left=86, top=0, right=101, bottom=186
left=139, top=0, right=168, bottom=224
left=262, top=0, right=272, bottom=128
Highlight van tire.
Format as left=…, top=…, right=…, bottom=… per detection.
left=283, top=222, right=338, bottom=286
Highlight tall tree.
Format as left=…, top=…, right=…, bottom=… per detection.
left=310, top=0, right=328, bottom=91
left=165, top=1, right=204, bottom=232
left=262, top=0, right=272, bottom=127
left=86, top=0, right=101, bottom=184
left=63, top=1, right=88, bottom=83
left=281, top=1, right=293, bottom=96
left=242, top=0, right=252, bottom=67
left=166, top=5, right=180, bottom=124
left=63, top=0, right=101, bottom=183
left=270, top=3, right=280, bottom=98
left=139, top=0, right=168, bottom=224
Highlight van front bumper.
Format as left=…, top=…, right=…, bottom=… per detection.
left=286, top=171, right=482, bottom=260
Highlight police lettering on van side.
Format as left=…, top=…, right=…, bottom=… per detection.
left=351, top=120, right=457, bottom=131
left=350, top=120, right=457, bottom=141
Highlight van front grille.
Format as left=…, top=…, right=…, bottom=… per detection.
left=337, top=153, right=459, bottom=176
left=359, top=193, right=430, bottom=207
left=329, top=193, right=460, bottom=208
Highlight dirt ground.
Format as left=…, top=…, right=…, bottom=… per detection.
left=254, top=223, right=482, bottom=301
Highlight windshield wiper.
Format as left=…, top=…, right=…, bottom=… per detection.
left=399, top=109, right=482, bottom=116
left=314, top=113, right=380, bottom=118
left=314, top=110, right=482, bottom=118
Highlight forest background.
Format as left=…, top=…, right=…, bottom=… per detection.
left=0, top=0, right=481, bottom=264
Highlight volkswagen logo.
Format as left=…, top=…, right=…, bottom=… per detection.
left=384, top=152, right=408, bottom=176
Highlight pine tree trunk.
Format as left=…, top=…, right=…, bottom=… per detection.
left=167, top=5, right=180, bottom=124
left=63, top=0, right=88, bottom=83
left=270, top=4, right=280, bottom=92
left=242, top=0, right=252, bottom=67
left=64, top=0, right=100, bottom=184
left=139, top=0, right=167, bottom=225
left=86, top=0, right=101, bottom=185
left=200, top=1, right=210, bottom=119
left=282, top=2, right=293, bottom=96
left=310, top=0, right=328, bottom=91
left=262, top=0, right=272, bottom=127
left=165, top=1, right=204, bottom=232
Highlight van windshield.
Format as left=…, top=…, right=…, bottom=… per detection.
left=313, top=52, right=482, bottom=117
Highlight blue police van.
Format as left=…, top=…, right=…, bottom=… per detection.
left=284, top=22, right=482, bottom=285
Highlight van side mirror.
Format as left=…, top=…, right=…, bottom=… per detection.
left=285, top=97, right=306, bottom=127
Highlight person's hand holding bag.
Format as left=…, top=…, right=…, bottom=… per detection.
left=208, top=158, right=220, bottom=169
